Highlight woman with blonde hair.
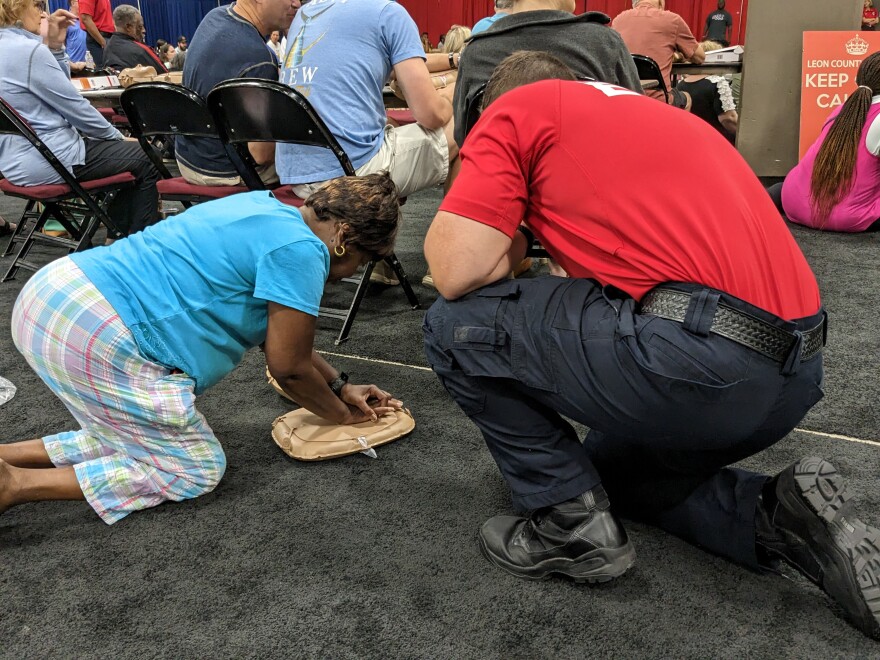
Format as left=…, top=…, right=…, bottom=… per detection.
left=441, top=25, right=471, bottom=55
left=777, top=52, right=880, bottom=232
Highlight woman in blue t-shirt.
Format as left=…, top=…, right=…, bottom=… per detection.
left=0, top=174, right=404, bottom=525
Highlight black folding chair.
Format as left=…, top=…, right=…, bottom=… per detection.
left=632, top=54, right=670, bottom=104
left=0, top=96, right=133, bottom=281
left=207, top=79, right=419, bottom=345
left=463, top=83, right=549, bottom=260
left=119, top=82, right=249, bottom=207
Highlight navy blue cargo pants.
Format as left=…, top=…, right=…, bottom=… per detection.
left=423, top=277, right=825, bottom=569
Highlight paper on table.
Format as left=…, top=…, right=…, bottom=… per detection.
left=704, top=46, right=744, bottom=63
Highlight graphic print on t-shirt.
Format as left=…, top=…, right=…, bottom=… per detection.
left=282, top=0, right=339, bottom=93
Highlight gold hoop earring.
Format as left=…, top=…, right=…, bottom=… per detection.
left=334, top=244, right=346, bottom=257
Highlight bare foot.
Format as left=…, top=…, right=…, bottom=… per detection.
left=0, top=458, right=19, bottom=514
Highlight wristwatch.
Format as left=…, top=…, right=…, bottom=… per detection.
left=329, top=371, right=349, bottom=397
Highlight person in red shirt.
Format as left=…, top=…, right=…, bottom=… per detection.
left=78, top=0, right=113, bottom=67
left=423, top=51, right=879, bottom=640
left=863, top=0, right=879, bottom=30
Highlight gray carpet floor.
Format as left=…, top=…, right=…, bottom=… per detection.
left=1, top=187, right=878, bottom=658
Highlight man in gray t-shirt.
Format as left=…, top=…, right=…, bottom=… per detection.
left=704, top=0, right=733, bottom=47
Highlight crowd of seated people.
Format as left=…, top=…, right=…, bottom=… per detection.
left=0, top=0, right=160, bottom=237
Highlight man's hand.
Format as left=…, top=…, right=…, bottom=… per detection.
left=46, top=9, right=77, bottom=50
left=340, top=383, right=403, bottom=424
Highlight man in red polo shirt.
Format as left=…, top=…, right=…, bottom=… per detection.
left=423, top=51, right=879, bottom=639
left=79, top=0, right=113, bottom=67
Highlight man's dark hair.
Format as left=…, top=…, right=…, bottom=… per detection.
left=482, top=51, right=578, bottom=111
left=717, top=0, right=725, bottom=9
left=305, top=173, right=400, bottom=260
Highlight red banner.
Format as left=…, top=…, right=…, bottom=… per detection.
left=799, top=31, right=880, bottom=157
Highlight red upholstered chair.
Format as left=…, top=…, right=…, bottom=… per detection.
left=386, top=108, right=417, bottom=126
left=0, top=97, right=134, bottom=282
left=207, top=79, right=419, bottom=344
left=119, top=83, right=249, bottom=207
left=96, top=106, right=130, bottom=132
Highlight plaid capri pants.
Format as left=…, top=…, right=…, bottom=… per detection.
left=10, top=258, right=226, bottom=524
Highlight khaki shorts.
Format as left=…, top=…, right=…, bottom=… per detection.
left=177, top=159, right=279, bottom=187
left=291, top=123, right=448, bottom=199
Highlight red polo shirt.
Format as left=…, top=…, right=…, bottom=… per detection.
left=441, top=80, right=820, bottom=321
left=79, top=0, right=114, bottom=34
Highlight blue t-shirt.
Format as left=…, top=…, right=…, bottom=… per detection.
left=277, top=0, right=424, bottom=184
left=70, top=192, right=329, bottom=394
left=66, top=21, right=87, bottom=62
left=471, top=13, right=507, bottom=35
left=176, top=3, right=279, bottom=178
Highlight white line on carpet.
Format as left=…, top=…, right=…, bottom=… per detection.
left=793, top=428, right=880, bottom=447
left=318, top=350, right=433, bottom=371
left=320, top=351, right=880, bottom=449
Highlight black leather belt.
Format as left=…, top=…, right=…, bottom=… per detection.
left=639, top=288, right=825, bottom=363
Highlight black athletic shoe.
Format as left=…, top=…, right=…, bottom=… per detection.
left=757, top=456, right=880, bottom=639
left=478, top=486, right=636, bottom=584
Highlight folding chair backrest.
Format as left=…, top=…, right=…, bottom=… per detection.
left=207, top=79, right=355, bottom=190
left=0, top=96, right=116, bottom=223
left=120, top=83, right=218, bottom=140
left=120, top=83, right=221, bottom=178
left=463, top=82, right=487, bottom=141
left=631, top=54, right=669, bottom=102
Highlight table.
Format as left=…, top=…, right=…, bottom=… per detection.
left=79, top=87, right=124, bottom=99
left=79, top=87, right=124, bottom=109
left=672, top=62, right=742, bottom=76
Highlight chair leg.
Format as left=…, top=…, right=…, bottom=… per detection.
left=385, top=253, right=419, bottom=309
left=2, top=200, right=37, bottom=258
left=333, top=261, right=376, bottom=345
left=2, top=204, right=52, bottom=282
left=319, top=254, right=420, bottom=345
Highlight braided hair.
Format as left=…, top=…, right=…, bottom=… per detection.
left=810, top=52, right=880, bottom=226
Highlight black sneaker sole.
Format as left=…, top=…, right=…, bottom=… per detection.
left=781, top=457, right=880, bottom=639
left=478, top=532, right=636, bottom=584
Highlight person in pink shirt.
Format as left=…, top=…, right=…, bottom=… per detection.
left=780, top=53, right=880, bottom=232
left=612, top=0, right=705, bottom=109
